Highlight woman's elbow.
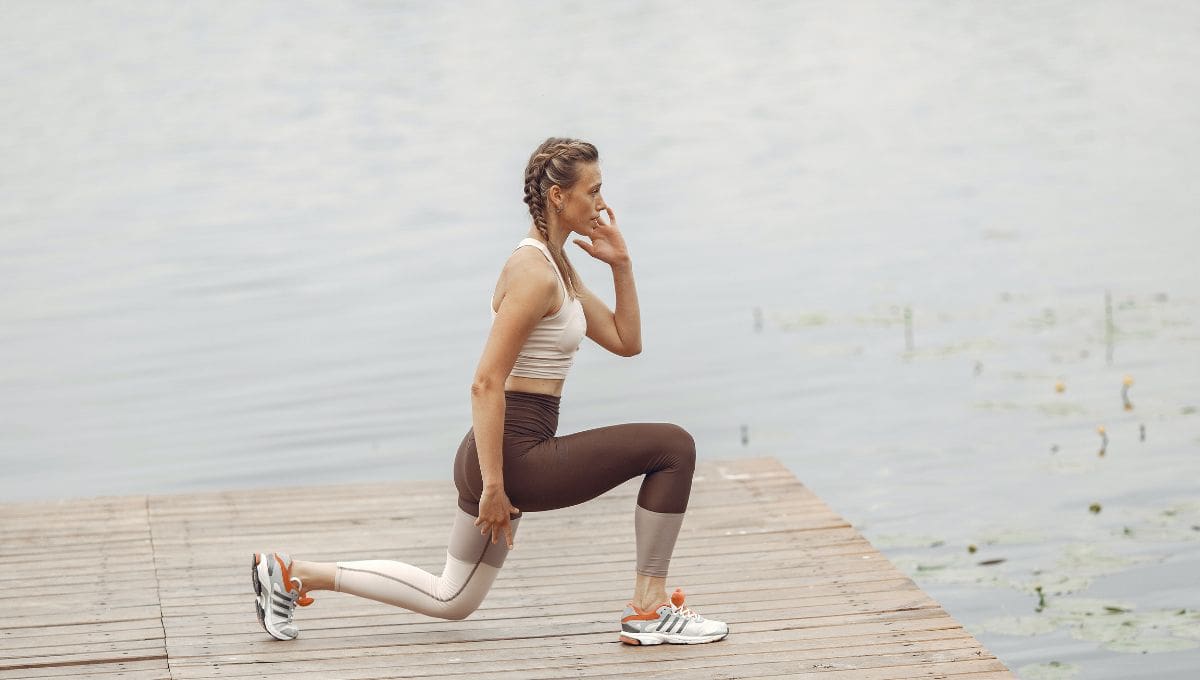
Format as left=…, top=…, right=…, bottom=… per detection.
left=471, top=376, right=501, bottom=397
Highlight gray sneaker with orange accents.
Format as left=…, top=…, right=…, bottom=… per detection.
left=619, top=588, right=729, bottom=645
left=251, top=552, right=314, bottom=640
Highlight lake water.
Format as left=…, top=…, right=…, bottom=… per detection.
left=2, top=1, right=1198, bottom=677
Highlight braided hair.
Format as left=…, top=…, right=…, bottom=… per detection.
left=522, top=137, right=599, bottom=300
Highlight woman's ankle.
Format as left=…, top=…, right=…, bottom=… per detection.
left=632, top=572, right=670, bottom=611
left=631, top=593, right=669, bottom=611
left=291, top=559, right=336, bottom=592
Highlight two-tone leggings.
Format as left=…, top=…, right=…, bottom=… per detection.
left=332, top=390, right=697, bottom=620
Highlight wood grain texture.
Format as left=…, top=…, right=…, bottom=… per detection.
left=0, top=456, right=1013, bottom=679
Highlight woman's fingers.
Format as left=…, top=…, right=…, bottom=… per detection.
left=479, top=518, right=508, bottom=543
left=474, top=523, right=517, bottom=547
left=478, top=520, right=515, bottom=547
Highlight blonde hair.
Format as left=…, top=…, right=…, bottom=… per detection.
left=522, top=137, right=599, bottom=299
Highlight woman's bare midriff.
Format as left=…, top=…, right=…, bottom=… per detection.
left=503, top=375, right=565, bottom=397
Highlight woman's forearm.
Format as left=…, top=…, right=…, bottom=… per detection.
left=469, top=382, right=506, bottom=489
left=611, top=259, right=642, bottom=355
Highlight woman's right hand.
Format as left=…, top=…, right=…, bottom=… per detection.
left=573, top=206, right=630, bottom=267
left=474, top=485, right=520, bottom=549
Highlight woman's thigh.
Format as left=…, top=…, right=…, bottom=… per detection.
left=501, top=422, right=696, bottom=514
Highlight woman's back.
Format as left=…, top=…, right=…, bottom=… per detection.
left=490, top=238, right=587, bottom=382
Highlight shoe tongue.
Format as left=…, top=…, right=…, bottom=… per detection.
left=670, top=588, right=686, bottom=607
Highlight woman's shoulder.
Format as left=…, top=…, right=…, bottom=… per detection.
left=502, top=245, right=557, bottom=281
left=494, top=247, right=559, bottom=309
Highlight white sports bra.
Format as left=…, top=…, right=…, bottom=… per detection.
left=490, top=238, right=587, bottom=379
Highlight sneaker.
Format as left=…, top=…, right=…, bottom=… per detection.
left=251, top=552, right=314, bottom=640
left=619, top=588, right=729, bottom=645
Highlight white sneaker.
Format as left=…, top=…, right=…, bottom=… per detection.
left=619, top=588, right=729, bottom=645
left=251, top=552, right=314, bottom=640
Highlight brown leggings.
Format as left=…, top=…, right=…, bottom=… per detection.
left=331, top=391, right=695, bottom=620
left=453, top=391, right=697, bottom=517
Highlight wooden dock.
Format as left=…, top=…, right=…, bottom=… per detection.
left=0, top=456, right=1013, bottom=679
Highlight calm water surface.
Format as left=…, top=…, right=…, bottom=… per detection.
left=2, top=2, right=1198, bottom=677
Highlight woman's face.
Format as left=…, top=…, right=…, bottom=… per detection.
left=556, top=162, right=606, bottom=236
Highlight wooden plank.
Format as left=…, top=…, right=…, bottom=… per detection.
left=168, top=631, right=983, bottom=678
left=0, top=658, right=170, bottom=679
left=166, top=609, right=960, bottom=661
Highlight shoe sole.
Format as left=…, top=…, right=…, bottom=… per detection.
left=251, top=553, right=297, bottom=641
left=619, top=630, right=729, bottom=645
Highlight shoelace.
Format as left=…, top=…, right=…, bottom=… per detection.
left=294, top=579, right=314, bottom=607
left=666, top=588, right=703, bottom=622
left=669, top=602, right=702, bottom=621
left=274, top=553, right=314, bottom=607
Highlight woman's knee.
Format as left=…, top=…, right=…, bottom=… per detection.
left=662, top=423, right=696, bottom=471
left=441, top=600, right=477, bottom=620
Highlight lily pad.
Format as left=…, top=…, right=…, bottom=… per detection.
left=1102, top=636, right=1199, bottom=653
left=1036, top=401, right=1088, bottom=417
left=1017, top=661, right=1080, bottom=680
left=890, top=555, right=1010, bottom=589
left=770, top=310, right=829, bottom=329
left=976, top=615, right=1058, bottom=636
left=1010, top=598, right=1200, bottom=654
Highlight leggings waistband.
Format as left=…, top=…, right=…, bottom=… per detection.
left=504, top=390, right=560, bottom=404
left=502, top=390, right=559, bottom=439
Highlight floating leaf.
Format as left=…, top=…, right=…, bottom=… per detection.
left=1017, top=661, right=1080, bottom=680
left=1103, top=637, right=1199, bottom=653
left=978, top=616, right=1058, bottom=636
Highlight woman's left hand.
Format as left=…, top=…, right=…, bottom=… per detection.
left=573, top=207, right=630, bottom=267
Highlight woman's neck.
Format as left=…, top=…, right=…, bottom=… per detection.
left=527, top=222, right=568, bottom=251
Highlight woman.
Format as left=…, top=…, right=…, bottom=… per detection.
left=252, top=137, right=729, bottom=646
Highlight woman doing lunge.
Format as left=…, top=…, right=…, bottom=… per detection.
left=251, top=137, right=729, bottom=646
